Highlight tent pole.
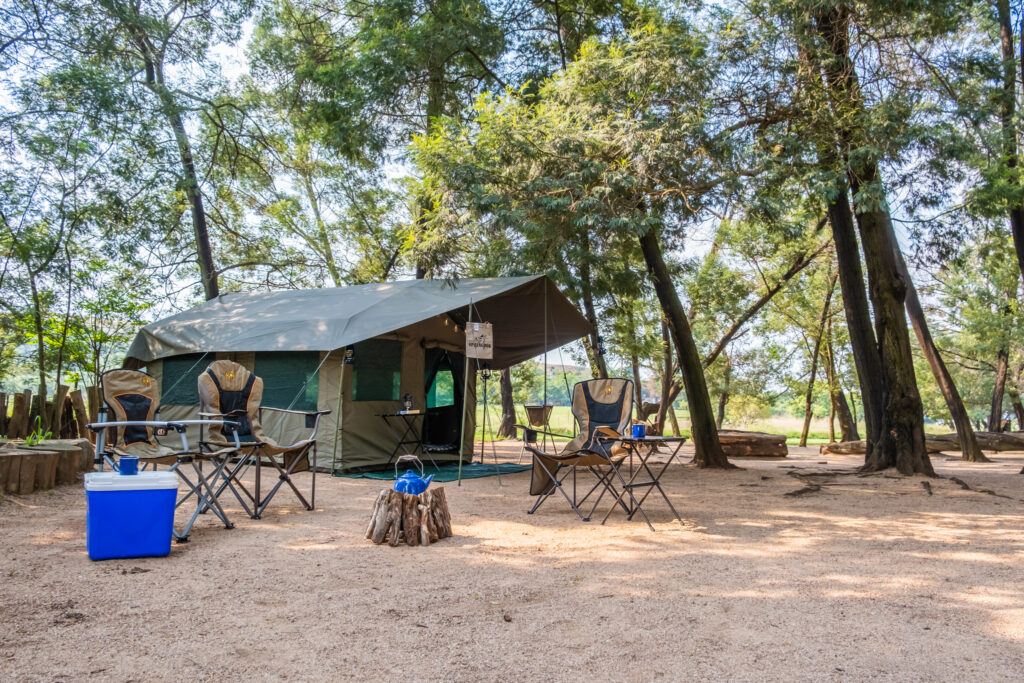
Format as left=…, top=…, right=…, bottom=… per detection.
left=330, top=354, right=346, bottom=475
left=457, top=300, right=473, bottom=486
left=543, top=279, right=548, bottom=407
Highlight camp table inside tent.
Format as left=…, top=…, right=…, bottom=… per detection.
left=123, top=276, right=592, bottom=475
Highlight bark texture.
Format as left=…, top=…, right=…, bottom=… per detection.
left=638, top=229, right=730, bottom=468
left=497, top=368, right=516, bottom=438
left=816, top=4, right=933, bottom=475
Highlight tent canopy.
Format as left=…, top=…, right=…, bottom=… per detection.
left=126, top=275, right=591, bottom=368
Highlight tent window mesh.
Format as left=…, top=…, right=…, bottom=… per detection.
left=254, top=351, right=320, bottom=410
left=161, top=353, right=206, bottom=405
left=427, top=369, right=455, bottom=408
left=352, top=339, right=402, bottom=401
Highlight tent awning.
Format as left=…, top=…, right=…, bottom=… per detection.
left=126, top=275, right=592, bottom=369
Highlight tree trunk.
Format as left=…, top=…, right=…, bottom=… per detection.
left=162, top=91, right=218, bottom=300
left=667, top=402, right=681, bottom=436
left=825, top=187, right=882, bottom=450
left=655, top=319, right=673, bottom=434
left=823, top=318, right=859, bottom=441
left=852, top=204, right=932, bottom=475
left=989, top=348, right=1009, bottom=432
left=1008, top=386, right=1024, bottom=431
left=579, top=254, right=608, bottom=378
left=638, top=228, right=730, bottom=468
left=800, top=274, right=836, bottom=447
left=630, top=351, right=643, bottom=418
left=996, top=0, right=1024, bottom=280
left=301, top=172, right=343, bottom=287
left=828, top=392, right=836, bottom=443
left=834, top=389, right=859, bottom=443
left=891, top=233, right=988, bottom=461
left=28, top=271, right=48, bottom=432
left=497, top=368, right=516, bottom=438
left=716, top=353, right=730, bottom=430
left=415, top=57, right=446, bottom=279
left=816, top=4, right=932, bottom=475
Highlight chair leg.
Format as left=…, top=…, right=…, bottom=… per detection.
left=208, top=450, right=257, bottom=518
left=174, top=456, right=234, bottom=542
left=253, top=446, right=315, bottom=518
left=527, top=461, right=592, bottom=522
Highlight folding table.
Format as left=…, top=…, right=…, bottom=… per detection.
left=379, top=411, right=438, bottom=469
left=595, top=435, right=686, bottom=530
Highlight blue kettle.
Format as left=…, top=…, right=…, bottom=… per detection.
left=393, top=456, right=434, bottom=495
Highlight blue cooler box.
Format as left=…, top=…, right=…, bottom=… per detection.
left=85, top=471, right=179, bottom=561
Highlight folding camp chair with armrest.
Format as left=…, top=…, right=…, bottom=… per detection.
left=88, top=369, right=241, bottom=542
left=198, top=360, right=330, bottom=520
left=525, top=378, right=635, bottom=522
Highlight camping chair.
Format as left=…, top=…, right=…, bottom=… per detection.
left=525, top=378, right=635, bottom=522
left=88, top=369, right=239, bottom=542
left=516, top=404, right=554, bottom=464
left=198, top=360, right=329, bottom=520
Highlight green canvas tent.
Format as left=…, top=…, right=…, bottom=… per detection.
left=124, top=275, right=591, bottom=471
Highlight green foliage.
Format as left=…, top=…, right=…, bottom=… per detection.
left=24, top=416, right=52, bottom=446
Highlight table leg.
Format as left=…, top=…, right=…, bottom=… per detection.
left=628, top=441, right=685, bottom=524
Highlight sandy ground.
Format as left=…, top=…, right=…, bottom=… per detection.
left=2, top=442, right=1023, bottom=682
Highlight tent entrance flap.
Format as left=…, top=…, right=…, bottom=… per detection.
left=423, top=347, right=464, bottom=452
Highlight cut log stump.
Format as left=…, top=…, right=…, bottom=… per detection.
left=717, top=430, right=788, bottom=458
left=1, top=438, right=94, bottom=494
left=366, top=486, right=453, bottom=546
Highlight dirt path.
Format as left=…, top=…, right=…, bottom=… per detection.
left=2, top=444, right=1023, bottom=681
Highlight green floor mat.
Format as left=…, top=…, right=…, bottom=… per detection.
left=334, top=462, right=531, bottom=482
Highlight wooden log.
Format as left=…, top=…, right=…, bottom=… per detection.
left=32, top=440, right=92, bottom=485
left=369, top=490, right=394, bottom=544
left=2, top=451, right=25, bottom=494
left=67, top=437, right=94, bottom=474
left=49, top=385, right=69, bottom=438
left=70, top=390, right=90, bottom=443
left=365, top=489, right=388, bottom=539
left=819, top=440, right=867, bottom=455
left=419, top=504, right=430, bottom=546
left=370, top=490, right=403, bottom=545
left=430, top=487, right=452, bottom=539
left=419, top=490, right=439, bottom=544
left=0, top=392, right=7, bottom=435
left=3, top=450, right=37, bottom=495
left=386, top=491, right=403, bottom=547
left=86, top=386, right=99, bottom=424
left=55, top=448, right=80, bottom=485
left=0, top=453, right=10, bottom=494
left=717, top=430, right=788, bottom=458
left=10, top=391, right=29, bottom=440
left=367, top=486, right=453, bottom=546
left=402, top=492, right=421, bottom=546
left=59, top=396, right=75, bottom=438
left=31, top=450, right=59, bottom=490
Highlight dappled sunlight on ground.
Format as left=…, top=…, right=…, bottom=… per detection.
left=2, top=442, right=1023, bottom=678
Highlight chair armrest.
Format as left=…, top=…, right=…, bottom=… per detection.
left=199, top=409, right=247, bottom=419
left=259, top=407, right=331, bottom=416
left=85, top=420, right=238, bottom=453
left=513, top=424, right=573, bottom=440
left=257, top=407, right=330, bottom=443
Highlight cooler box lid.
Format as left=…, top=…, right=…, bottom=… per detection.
left=85, top=471, right=179, bottom=492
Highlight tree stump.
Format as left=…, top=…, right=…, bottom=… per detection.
left=366, top=486, right=453, bottom=546
left=0, top=439, right=94, bottom=494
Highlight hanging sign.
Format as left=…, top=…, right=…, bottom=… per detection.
left=466, top=322, right=493, bottom=359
